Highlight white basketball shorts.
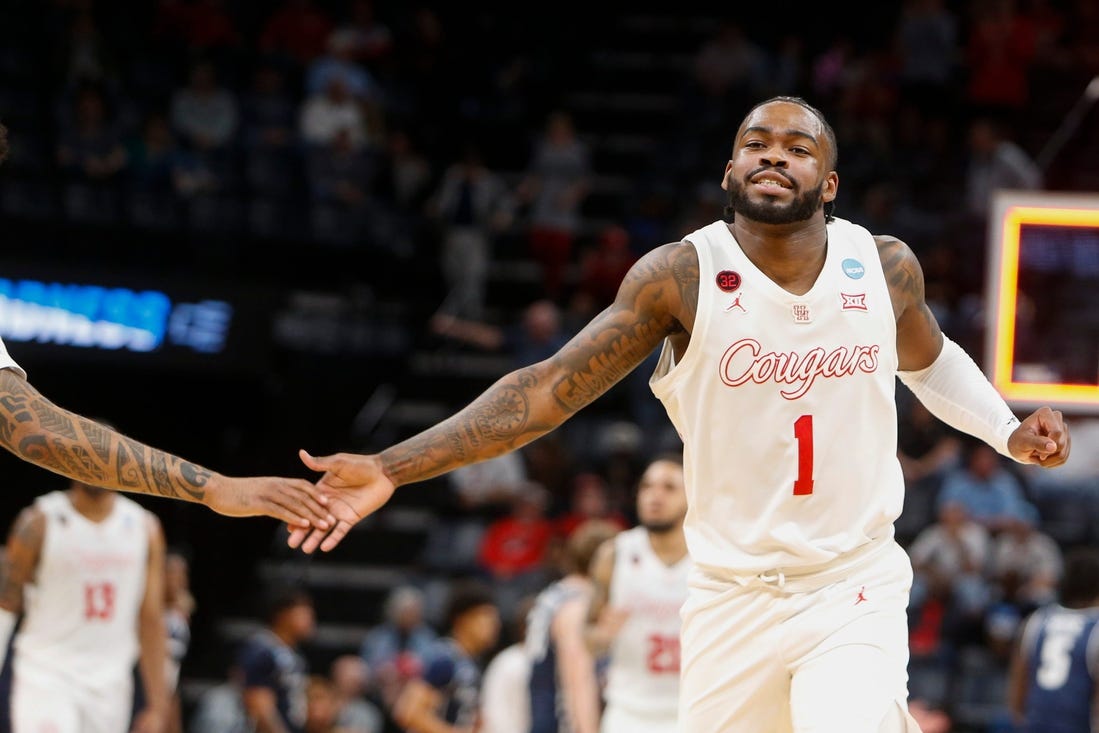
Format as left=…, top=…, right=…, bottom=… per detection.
left=12, top=663, right=133, bottom=733
left=601, top=704, right=677, bottom=733
left=679, top=539, right=922, bottom=733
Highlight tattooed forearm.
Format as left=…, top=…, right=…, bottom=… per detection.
left=0, top=370, right=212, bottom=502
left=381, top=242, right=692, bottom=486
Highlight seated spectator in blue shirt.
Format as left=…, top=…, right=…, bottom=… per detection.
left=393, top=582, right=500, bottom=733
left=937, top=440, right=1034, bottom=532
left=360, top=586, right=438, bottom=709
left=238, top=588, right=315, bottom=733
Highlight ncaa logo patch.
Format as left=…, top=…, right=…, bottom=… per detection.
left=841, top=258, right=865, bottom=279
left=716, top=270, right=741, bottom=292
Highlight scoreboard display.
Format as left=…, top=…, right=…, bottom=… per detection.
left=987, top=191, right=1099, bottom=413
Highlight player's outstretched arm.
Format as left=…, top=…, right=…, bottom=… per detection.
left=293, top=242, right=699, bottom=553
left=879, top=236, right=1070, bottom=467
left=0, top=506, right=44, bottom=668
left=583, top=538, right=628, bottom=655
left=0, top=369, right=333, bottom=529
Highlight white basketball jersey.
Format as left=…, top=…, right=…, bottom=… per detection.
left=651, top=218, right=902, bottom=575
left=604, top=527, right=688, bottom=717
left=15, top=491, right=150, bottom=686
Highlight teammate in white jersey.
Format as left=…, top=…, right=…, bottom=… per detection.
left=0, top=479, right=166, bottom=733
left=586, top=456, right=688, bottom=733
left=289, top=97, right=1071, bottom=732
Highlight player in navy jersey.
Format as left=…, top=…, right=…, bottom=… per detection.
left=394, top=582, right=499, bottom=733
left=1010, top=548, right=1099, bottom=733
left=238, top=589, right=315, bottom=733
left=526, top=520, right=619, bottom=733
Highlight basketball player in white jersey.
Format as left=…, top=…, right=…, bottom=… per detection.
left=289, top=97, right=1071, bottom=732
left=0, top=478, right=166, bottom=732
left=585, top=456, right=688, bottom=733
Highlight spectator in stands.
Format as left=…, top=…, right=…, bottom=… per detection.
left=478, top=487, right=553, bottom=586
left=965, top=117, right=1042, bottom=219
left=448, top=452, right=531, bottom=511
left=373, top=129, right=432, bottom=210
left=307, top=29, right=380, bottom=102
left=189, top=665, right=250, bottom=733
left=181, top=0, right=241, bottom=52
left=58, top=8, right=117, bottom=86
left=170, top=60, right=239, bottom=153
left=908, top=500, right=992, bottom=651
left=555, top=473, right=628, bottom=540
left=127, top=113, right=179, bottom=194
left=990, top=504, right=1063, bottom=611
left=430, top=299, right=570, bottom=369
left=574, top=225, right=637, bottom=313
left=301, top=75, right=369, bottom=150
left=260, top=0, right=334, bottom=65
left=480, top=596, right=534, bottom=733
left=56, top=83, right=127, bottom=184
left=895, top=0, right=959, bottom=107
left=337, top=0, right=394, bottom=64
left=239, top=588, right=315, bottom=733
left=359, top=586, right=437, bottom=708
left=393, top=582, right=500, bottom=733
left=898, top=397, right=962, bottom=491
left=330, top=656, right=384, bottom=733
left=692, top=22, right=766, bottom=108
left=306, top=127, right=374, bottom=208
left=242, top=65, right=297, bottom=151
left=937, top=441, right=1034, bottom=532
left=305, top=675, right=340, bottom=733
left=430, top=145, right=513, bottom=319
left=965, top=0, right=1037, bottom=113
left=519, top=111, right=591, bottom=298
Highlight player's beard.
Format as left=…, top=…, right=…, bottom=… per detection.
left=642, top=519, right=680, bottom=535
left=726, top=171, right=824, bottom=225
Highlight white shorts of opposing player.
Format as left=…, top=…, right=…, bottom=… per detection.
left=679, top=537, right=921, bottom=733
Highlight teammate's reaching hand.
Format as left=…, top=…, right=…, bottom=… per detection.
left=204, top=474, right=335, bottom=529
left=1008, top=406, right=1071, bottom=467
left=288, top=450, right=397, bottom=553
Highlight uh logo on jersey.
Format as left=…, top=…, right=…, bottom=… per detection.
left=718, top=338, right=880, bottom=400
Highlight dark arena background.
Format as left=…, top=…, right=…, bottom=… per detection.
left=0, top=1, right=1096, bottom=731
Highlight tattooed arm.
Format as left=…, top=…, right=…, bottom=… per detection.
left=875, top=235, right=944, bottom=371
left=293, top=241, right=700, bottom=552
left=0, top=369, right=332, bottom=527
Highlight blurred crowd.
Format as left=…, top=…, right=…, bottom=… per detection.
left=2, top=0, right=1099, bottom=731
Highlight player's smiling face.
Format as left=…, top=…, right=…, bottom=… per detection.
left=722, top=102, right=838, bottom=225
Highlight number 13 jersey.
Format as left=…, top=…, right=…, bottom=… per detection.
left=15, top=491, right=150, bottom=686
left=650, top=218, right=902, bottom=575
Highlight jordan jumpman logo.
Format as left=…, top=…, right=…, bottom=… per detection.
left=725, top=293, right=747, bottom=312
left=855, top=586, right=868, bottom=605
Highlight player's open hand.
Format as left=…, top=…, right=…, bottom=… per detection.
left=289, top=450, right=397, bottom=553
left=205, top=474, right=335, bottom=531
left=1008, top=406, right=1071, bottom=467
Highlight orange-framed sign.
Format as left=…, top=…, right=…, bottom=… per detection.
left=986, top=191, right=1099, bottom=413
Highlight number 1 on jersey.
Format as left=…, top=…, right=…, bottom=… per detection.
left=793, top=414, right=814, bottom=495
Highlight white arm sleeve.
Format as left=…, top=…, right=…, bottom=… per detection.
left=0, top=607, right=15, bottom=669
left=897, top=336, right=1021, bottom=460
